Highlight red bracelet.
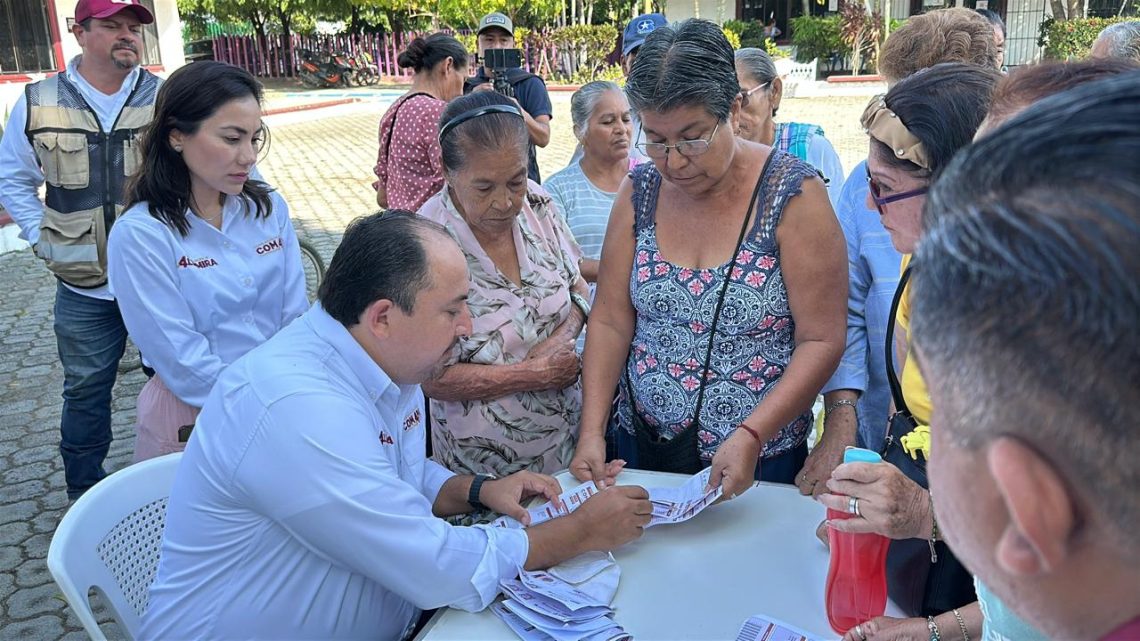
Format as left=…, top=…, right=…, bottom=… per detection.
left=736, top=423, right=761, bottom=445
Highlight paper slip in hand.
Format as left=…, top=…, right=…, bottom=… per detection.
left=493, top=481, right=599, bottom=529
left=735, top=614, right=824, bottom=641
left=646, top=467, right=724, bottom=528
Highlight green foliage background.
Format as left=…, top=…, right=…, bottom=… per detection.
left=1038, top=16, right=1132, bottom=59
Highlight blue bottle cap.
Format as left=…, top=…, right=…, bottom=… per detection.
left=843, top=447, right=882, bottom=464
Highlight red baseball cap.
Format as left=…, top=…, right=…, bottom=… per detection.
left=75, top=0, right=155, bottom=25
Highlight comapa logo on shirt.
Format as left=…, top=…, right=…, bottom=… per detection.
left=255, top=237, right=284, bottom=255
left=402, top=409, right=421, bottom=431
left=177, top=256, right=218, bottom=269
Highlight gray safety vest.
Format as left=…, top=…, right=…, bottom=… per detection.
left=25, top=68, right=159, bottom=288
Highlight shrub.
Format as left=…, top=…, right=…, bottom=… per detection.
left=723, top=28, right=742, bottom=49
left=789, top=15, right=848, bottom=63
left=765, top=37, right=789, bottom=59
left=547, top=24, right=621, bottom=84
left=723, top=19, right=749, bottom=37
left=1038, top=16, right=1130, bottom=59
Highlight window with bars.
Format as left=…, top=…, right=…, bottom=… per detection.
left=0, top=0, right=57, bottom=74
left=137, top=0, right=162, bottom=66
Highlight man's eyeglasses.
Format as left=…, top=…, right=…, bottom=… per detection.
left=636, top=122, right=720, bottom=159
left=866, top=164, right=928, bottom=215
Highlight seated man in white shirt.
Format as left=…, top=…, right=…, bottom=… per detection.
left=141, top=210, right=651, bottom=640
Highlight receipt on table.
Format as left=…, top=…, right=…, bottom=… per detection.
left=735, top=614, right=824, bottom=641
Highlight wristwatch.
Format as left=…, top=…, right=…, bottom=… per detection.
left=569, top=291, right=592, bottom=319
left=468, top=474, right=496, bottom=511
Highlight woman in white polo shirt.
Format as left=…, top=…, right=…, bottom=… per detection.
left=108, top=61, right=308, bottom=462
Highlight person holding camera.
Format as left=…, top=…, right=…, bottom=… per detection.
left=465, top=12, right=553, bottom=184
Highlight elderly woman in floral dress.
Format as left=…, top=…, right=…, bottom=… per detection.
left=418, top=91, right=601, bottom=482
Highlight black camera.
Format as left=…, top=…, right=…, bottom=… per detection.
left=483, top=48, right=523, bottom=97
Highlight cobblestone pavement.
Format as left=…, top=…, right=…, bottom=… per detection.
left=0, top=90, right=871, bottom=640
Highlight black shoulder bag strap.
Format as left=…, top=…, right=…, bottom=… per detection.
left=885, top=266, right=913, bottom=419
left=623, top=152, right=772, bottom=431
left=381, top=92, right=431, bottom=167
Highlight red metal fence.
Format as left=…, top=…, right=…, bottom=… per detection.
left=210, top=31, right=564, bottom=79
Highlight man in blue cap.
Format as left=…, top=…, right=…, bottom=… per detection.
left=621, top=13, right=667, bottom=158
left=621, top=13, right=668, bottom=74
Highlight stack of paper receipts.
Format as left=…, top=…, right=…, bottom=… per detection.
left=489, top=469, right=726, bottom=640
left=493, top=561, right=628, bottom=641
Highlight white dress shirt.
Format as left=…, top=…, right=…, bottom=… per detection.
left=141, top=304, right=530, bottom=640
left=107, top=191, right=308, bottom=408
left=0, top=57, right=141, bottom=300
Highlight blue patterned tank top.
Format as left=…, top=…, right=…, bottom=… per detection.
left=611, top=151, right=818, bottom=460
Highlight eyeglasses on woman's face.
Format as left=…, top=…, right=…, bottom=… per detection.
left=740, top=82, right=771, bottom=102
left=636, top=122, right=721, bottom=159
left=866, top=163, right=928, bottom=215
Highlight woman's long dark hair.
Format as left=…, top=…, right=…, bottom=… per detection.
left=126, top=61, right=273, bottom=237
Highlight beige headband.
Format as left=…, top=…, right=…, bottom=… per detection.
left=861, top=95, right=930, bottom=170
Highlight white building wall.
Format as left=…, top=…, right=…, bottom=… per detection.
left=664, top=0, right=736, bottom=23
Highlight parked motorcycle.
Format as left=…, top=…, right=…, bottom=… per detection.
left=297, top=48, right=352, bottom=88
left=342, top=49, right=380, bottom=86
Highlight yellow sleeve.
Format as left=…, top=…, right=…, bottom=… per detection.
left=894, top=255, right=932, bottom=425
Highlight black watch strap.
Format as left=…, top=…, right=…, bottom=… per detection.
left=468, top=474, right=494, bottom=511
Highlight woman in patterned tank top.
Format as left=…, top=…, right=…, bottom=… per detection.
left=568, top=19, right=848, bottom=501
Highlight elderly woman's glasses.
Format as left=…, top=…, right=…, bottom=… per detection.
left=740, top=82, right=771, bottom=103
left=636, top=122, right=720, bottom=159
left=866, top=164, right=928, bottom=215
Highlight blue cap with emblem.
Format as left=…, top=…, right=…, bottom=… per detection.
left=622, top=13, right=667, bottom=56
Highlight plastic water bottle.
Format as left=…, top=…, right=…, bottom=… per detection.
left=825, top=447, right=890, bottom=634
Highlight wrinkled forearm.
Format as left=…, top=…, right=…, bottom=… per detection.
left=549, top=301, right=586, bottom=343
left=422, top=361, right=548, bottom=402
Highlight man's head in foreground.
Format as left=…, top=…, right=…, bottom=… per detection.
left=317, top=210, right=472, bottom=385
left=913, top=73, right=1140, bottom=641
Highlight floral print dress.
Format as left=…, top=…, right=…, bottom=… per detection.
left=611, top=153, right=817, bottom=461
left=419, top=184, right=584, bottom=476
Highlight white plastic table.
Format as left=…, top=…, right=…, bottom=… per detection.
left=416, top=468, right=902, bottom=640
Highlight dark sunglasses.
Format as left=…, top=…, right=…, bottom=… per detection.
left=866, top=164, right=928, bottom=215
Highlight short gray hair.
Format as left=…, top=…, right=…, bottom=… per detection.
left=625, top=18, right=740, bottom=122
left=914, top=73, right=1140, bottom=548
left=1094, top=21, right=1140, bottom=61
left=734, top=47, right=778, bottom=86
left=570, top=81, right=624, bottom=139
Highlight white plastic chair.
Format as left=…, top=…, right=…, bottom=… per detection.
left=47, top=452, right=183, bottom=641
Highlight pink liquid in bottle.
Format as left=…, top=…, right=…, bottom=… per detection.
left=825, top=447, right=891, bottom=634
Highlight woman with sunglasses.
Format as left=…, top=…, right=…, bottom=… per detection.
left=734, top=47, right=845, bottom=204
left=568, top=19, right=847, bottom=499
left=811, top=63, right=1001, bottom=641
left=107, top=62, right=309, bottom=463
